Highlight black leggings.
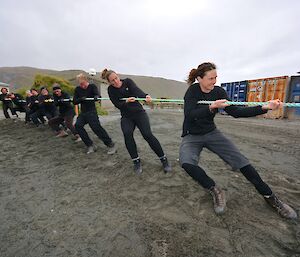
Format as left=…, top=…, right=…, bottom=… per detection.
left=75, top=111, right=113, bottom=147
left=2, top=102, right=16, bottom=118
left=121, top=112, right=164, bottom=159
left=182, top=163, right=272, bottom=196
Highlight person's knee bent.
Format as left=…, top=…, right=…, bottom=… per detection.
left=182, top=163, right=190, bottom=170
left=141, top=131, right=154, bottom=141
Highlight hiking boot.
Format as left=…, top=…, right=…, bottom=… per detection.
left=264, top=194, right=297, bottom=219
left=160, top=156, right=172, bottom=173
left=133, top=158, right=142, bottom=174
left=209, top=186, right=226, bottom=214
left=87, top=145, right=97, bottom=154
left=56, top=130, right=68, bottom=138
left=107, top=143, right=117, bottom=155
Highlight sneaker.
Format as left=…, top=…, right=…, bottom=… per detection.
left=133, top=158, right=142, bottom=174
left=87, top=145, right=97, bottom=154
left=264, top=194, right=297, bottom=219
left=209, top=186, right=226, bottom=214
left=107, top=143, right=117, bottom=155
left=74, top=135, right=82, bottom=142
left=160, top=156, right=172, bottom=173
left=56, top=130, right=68, bottom=138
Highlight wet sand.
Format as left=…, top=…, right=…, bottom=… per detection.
left=0, top=110, right=299, bottom=257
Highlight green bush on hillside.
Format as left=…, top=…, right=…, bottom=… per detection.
left=16, top=87, right=31, bottom=96
left=16, top=74, right=75, bottom=97
left=33, top=74, right=75, bottom=95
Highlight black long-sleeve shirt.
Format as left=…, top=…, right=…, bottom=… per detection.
left=108, top=78, right=147, bottom=118
left=0, top=93, right=12, bottom=105
left=53, top=92, right=74, bottom=116
left=73, top=84, right=99, bottom=113
left=28, top=95, right=39, bottom=111
left=11, top=94, right=26, bottom=107
left=182, top=83, right=268, bottom=137
left=38, top=94, right=57, bottom=113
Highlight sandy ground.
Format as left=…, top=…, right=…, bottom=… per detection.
left=0, top=109, right=299, bottom=257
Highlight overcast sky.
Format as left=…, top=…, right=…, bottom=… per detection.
left=0, top=0, right=299, bottom=83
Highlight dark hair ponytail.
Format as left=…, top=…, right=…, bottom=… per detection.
left=186, top=62, right=216, bottom=85
left=101, top=68, right=115, bottom=82
left=187, top=68, right=198, bottom=85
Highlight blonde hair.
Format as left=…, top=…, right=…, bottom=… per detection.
left=76, top=73, right=88, bottom=81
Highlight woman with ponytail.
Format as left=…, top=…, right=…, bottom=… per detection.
left=101, top=69, right=171, bottom=174
left=179, top=62, right=297, bottom=219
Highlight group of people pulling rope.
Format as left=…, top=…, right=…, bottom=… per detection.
left=0, top=62, right=298, bottom=219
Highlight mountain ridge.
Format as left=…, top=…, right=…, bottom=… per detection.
left=0, top=66, right=187, bottom=99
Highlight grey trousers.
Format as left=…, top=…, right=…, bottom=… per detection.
left=179, top=129, right=250, bottom=170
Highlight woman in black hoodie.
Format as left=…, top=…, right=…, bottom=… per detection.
left=179, top=62, right=297, bottom=219
left=101, top=69, right=171, bottom=174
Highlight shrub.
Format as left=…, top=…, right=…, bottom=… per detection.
left=32, top=74, right=75, bottom=94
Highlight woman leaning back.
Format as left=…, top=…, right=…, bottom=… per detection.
left=179, top=62, right=297, bottom=219
left=101, top=69, right=172, bottom=174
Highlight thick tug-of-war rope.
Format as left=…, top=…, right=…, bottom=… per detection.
left=16, top=97, right=300, bottom=107
left=121, top=98, right=300, bottom=108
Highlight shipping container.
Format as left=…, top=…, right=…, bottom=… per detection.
left=220, top=81, right=248, bottom=114
left=221, top=81, right=248, bottom=102
left=247, top=76, right=289, bottom=119
left=286, top=75, right=300, bottom=119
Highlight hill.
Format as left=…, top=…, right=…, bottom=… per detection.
left=0, top=66, right=187, bottom=99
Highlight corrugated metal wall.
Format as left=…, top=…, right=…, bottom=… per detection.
left=247, top=76, right=289, bottom=119
left=286, top=75, right=300, bottom=119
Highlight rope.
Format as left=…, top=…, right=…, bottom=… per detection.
left=121, top=98, right=300, bottom=108
left=45, top=97, right=110, bottom=102
left=15, top=97, right=300, bottom=107
left=16, top=97, right=110, bottom=103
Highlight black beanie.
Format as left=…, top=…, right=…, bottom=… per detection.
left=52, top=85, right=61, bottom=91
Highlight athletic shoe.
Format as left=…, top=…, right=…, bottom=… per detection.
left=264, top=194, right=297, bottom=219
left=87, top=145, right=97, bottom=154
left=133, top=158, right=142, bottom=174
left=74, top=135, right=82, bottom=142
left=107, top=143, right=117, bottom=155
left=56, top=130, right=68, bottom=137
left=160, top=156, right=172, bottom=173
left=209, top=185, right=226, bottom=214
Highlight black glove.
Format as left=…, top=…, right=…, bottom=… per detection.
left=94, top=96, right=99, bottom=101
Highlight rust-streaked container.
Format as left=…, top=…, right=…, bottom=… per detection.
left=286, top=75, right=300, bottom=120
left=247, top=76, right=289, bottom=119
